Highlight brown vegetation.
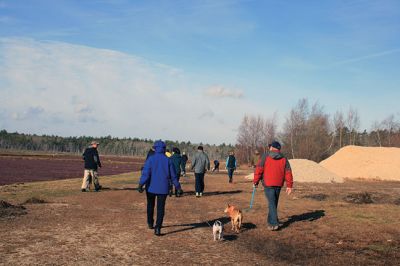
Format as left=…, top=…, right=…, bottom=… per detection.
left=0, top=153, right=144, bottom=185
left=1, top=172, right=399, bottom=265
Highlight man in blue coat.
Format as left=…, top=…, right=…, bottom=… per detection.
left=138, top=140, right=183, bottom=236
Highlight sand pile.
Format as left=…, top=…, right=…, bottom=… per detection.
left=244, top=159, right=343, bottom=183
left=320, top=146, right=400, bottom=181
left=290, top=159, right=343, bottom=183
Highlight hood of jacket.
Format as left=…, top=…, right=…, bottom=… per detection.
left=268, top=150, right=284, bottom=160
left=153, top=140, right=166, bottom=154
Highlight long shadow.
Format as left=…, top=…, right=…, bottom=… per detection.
left=279, top=210, right=325, bottom=230
left=183, top=190, right=242, bottom=197
left=162, top=216, right=230, bottom=235
left=163, top=217, right=257, bottom=237
left=100, top=187, right=136, bottom=191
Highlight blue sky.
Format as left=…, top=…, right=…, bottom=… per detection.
left=1, top=0, right=400, bottom=144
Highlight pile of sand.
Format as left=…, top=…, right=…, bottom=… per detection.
left=290, top=159, right=343, bottom=183
left=244, top=159, right=343, bottom=183
left=320, top=145, right=400, bottom=181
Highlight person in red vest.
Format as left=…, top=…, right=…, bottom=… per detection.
left=253, top=141, right=293, bottom=231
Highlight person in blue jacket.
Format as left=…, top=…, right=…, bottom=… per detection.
left=225, top=151, right=237, bottom=183
left=138, top=140, right=183, bottom=236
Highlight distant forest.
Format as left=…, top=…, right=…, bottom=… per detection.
left=0, top=130, right=234, bottom=161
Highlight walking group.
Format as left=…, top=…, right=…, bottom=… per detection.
left=80, top=139, right=293, bottom=236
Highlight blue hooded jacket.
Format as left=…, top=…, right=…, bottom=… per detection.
left=139, top=140, right=181, bottom=195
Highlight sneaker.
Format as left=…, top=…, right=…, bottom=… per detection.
left=81, top=189, right=87, bottom=192
left=196, top=192, right=199, bottom=197
left=154, top=227, right=161, bottom=236
left=199, top=192, right=203, bottom=197
left=268, top=225, right=279, bottom=231
left=148, top=224, right=154, bottom=229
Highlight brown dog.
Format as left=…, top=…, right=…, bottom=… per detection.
left=224, top=204, right=243, bottom=233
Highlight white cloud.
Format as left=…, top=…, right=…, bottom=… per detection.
left=0, top=38, right=264, bottom=144
left=204, top=85, right=244, bottom=99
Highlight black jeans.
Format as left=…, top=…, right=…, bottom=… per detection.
left=195, top=173, right=205, bottom=193
left=227, top=168, right=235, bottom=182
left=146, top=191, right=167, bottom=229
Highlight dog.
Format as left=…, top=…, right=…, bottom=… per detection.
left=224, top=204, right=243, bottom=233
left=212, top=220, right=224, bottom=241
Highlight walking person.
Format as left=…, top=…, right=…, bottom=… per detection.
left=212, top=159, right=220, bottom=172
left=253, top=141, right=293, bottom=231
left=138, top=140, right=183, bottom=236
left=225, top=151, right=237, bottom=183
left=191, top=146, right=210, bottom=197
left=81, top=141, right=102, bottom=192
left=181, top=152, right=188, bottom=176
left=170, top=147, right=183, bottom=196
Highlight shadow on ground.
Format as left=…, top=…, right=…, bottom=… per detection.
left=183, top=190, right=242, bottom=197
left=280, top=210, right=325, bottom=230
left=100, top=187, right=136, bottom=191
left=163, top=216, right=256, bottom=237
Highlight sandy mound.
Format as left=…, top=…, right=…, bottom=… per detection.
left=290, top=159, right=343, bottom=183
left=243, top=159, right=343, bottom=183
left=320, top=146, right=400, bottom=181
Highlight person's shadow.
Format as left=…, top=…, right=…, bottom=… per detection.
left=99, top=187, right=136, bottom=191
left=183, top=190, right=242, bottom=197
left=162, top=217, right=256, bottom=240
left=279, top=210, right=325, bottom=230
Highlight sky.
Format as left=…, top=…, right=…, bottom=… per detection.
left=1, top=0, right=400, bottom=144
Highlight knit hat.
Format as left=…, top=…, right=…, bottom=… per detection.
left=271, top=141, right=281, bottom=150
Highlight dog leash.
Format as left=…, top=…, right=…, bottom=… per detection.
left=249, top=186, right=256, bottom=209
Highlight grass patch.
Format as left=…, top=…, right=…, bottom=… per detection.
left=343, top=192, right=374, bottom=204
left=0, top=172, right=140, bottom=204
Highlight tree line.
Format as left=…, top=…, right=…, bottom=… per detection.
left=0, top=130, right=234, bottom=161
left=237, top=98, right=400, bottom=163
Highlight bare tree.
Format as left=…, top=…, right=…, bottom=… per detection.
left=333, top=110, right=345, bottom=148
left=381, top=114, right=399, bottom=146
left=282, top=99, right=308, bottom=159
left=346, top=107, right=360, bottom=145
left=261, top=112, right=278, bottom=152
left=236, top=113, right=278, bottom=163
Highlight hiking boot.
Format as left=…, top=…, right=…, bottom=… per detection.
left=154, top=227, right=161, bottom=236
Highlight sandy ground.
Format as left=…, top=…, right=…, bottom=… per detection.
left=1, top=171, right=400, bottom=265
left=321, top=146, right=400, bottom=181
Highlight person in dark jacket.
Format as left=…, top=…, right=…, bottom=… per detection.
left=253, top=141, right=293, bottom=231
left=212, top=160, right=220, bottom=172
left=138, top=140, right=183, bottom=236
left=225, top=151, right=237, bottom=183
left=170, top=147, right=183, bottom=196
left=81, top=141, right=102, bottom=192
left=181, top=152, right=188, bottom=176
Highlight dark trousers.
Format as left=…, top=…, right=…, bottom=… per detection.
left=264, top=186, right=281, bottom=226
left=227, top=168, right=235, bottom=182
left=195, top=173, right=205, bottom=193
left=146, top=191, right=167, bottom=229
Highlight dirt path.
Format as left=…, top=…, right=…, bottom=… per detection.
left=1, top=171, right=400, bottom=265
